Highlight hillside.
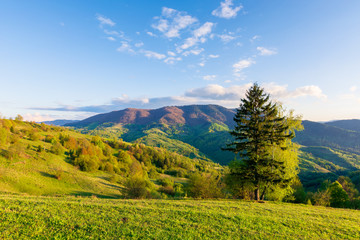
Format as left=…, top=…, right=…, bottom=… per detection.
left=326, top=119, right=360, bottom=133
left=1, top=195, right=360, bottom=239
left=66, top=104, right=360, bottom=192
left=0, top=118, right=220, bottom=197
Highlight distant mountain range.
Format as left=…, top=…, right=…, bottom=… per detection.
left=62, top=104, right=360, bottom=190
left=68, top=105, right=236, bottom=128
left=42, top=119, right=79, bottom=126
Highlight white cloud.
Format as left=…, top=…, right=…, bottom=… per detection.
left=182, top=48, right=204, bottom=56
left=218, top=34, right=235, bottom=43
left=117, top=42, right=135, bottom=53
left=263, top=83, right=327, bottom=100
left=193, top=22, right=213, bottom=38
left=164, top=57, right=182, bottom=64
left=179, top=22, right=214, bottom=50
left=135, top=42, right=144, bottom=47
left=257, top=47, right=277, bottom=56
left=203, top=75, right=217, bottom=81
left=23, top=113, right=54, bottom=122
left=186, top=84, right=251, bottom=100
left=233, top=58, right=255, bottom=77
left=199, top=62, right=205, bottom=67
left=212, top=0, right=243, bottom=19
left=209, top=54, right=219, bottom=58
left=251, top=35, right=260, bottom=41
left=152, top=7, right=197, bottom=38
left=107, top=37, right=116, bottom=41
left=168, top=51, right=176, bottom=56
left=37, top=83, right=328, bottom=113
left=180, top=37, right=198, bottom=50
left=143, top=50, right=166, bottom=60
left=146, top=31, right=157, bottom=37
left=96, top=15, right=115, bottom=26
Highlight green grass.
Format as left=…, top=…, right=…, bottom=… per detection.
left=1, top=195, right=359, bottom=239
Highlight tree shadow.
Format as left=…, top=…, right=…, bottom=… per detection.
left=70, top=191, right=123, bottom=199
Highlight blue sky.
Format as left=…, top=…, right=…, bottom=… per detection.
left=1, top=0, right=360, bottom=122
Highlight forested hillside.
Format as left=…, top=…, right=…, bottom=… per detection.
left=66, top=105, right=360, bottom=194
left=0, top=118, right=221, bottom=198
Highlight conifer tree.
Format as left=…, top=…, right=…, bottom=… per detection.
left=224, top=83, right=296, bottom=200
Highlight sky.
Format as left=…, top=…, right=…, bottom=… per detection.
left=1, top=0, right=360, bottom=122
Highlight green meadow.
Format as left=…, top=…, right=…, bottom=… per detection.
left=1, top=195, right=359, bottom=239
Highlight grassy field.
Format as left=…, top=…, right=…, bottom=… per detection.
left=1, top=195, right=359, bottom=239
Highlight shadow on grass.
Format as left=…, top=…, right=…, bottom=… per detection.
left=71, top=191, right=123, bottom=199
left=39, top=171, right=57, bottom=179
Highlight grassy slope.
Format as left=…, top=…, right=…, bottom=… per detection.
left=1, top=195, right=359, bottom=239
left=0, top=145, right=122, bottom=198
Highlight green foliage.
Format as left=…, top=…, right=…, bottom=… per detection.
left=224, top=84, right=300, bottom=200
left=312, top=189, right=331, bottom=207
left=50, top=142, right=64, bottom=155
left=329, top=181, right=349, bottom=208
left=124, top=175, right=154, bottom=199
left=187, top=172, right=224, bottom=198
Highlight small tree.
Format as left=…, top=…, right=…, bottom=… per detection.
left=224, top=83, right=298, bottom=200
left=329, top=181, right=349, bottom=208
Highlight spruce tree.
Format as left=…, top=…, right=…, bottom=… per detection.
left=224, top=83, right=294, bottom=200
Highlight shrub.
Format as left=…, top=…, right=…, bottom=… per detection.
left=124, top=175, right=153, bottom=199
left=73, top=155, right=100, bottom=172
left=187, top=172, right=224, bottom=199
left=50, top=142, right=64, bottom=155
left=313, top=189, right=331, bottom=207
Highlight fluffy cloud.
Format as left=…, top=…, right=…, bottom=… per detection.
left=146, top=31, right=157, bottom=37
left=117, top=42, right=135, bottom=53
left=152, top=7, right=197, bottom=38
left=209, top=54, right=219, bottom=58
left=164, top=57, right=182, bottom=64
left=23, top=113, right=55, bottom=122
left=135, top=42, right=144, bottom=47
left=218, top=34, right=236, bottom=43
left=233, top=58, right=255, bottom=77
left=257, top=47, right=277, bottom=56
left=179, top=22, right=214, bottom=50
left=263, top=83, right=327, bottom=100
left=96, top=15, right=115, bottom=26
left=107, top=37, right=116, bottom=41
left=143, top=50, right=166, bottom=60
left=34, top=83, right=327, bottom=113
left=212, top=0, right=243, bottom=19
left=182, top=48, right=204, bottom=56
left=203, top=75, right=217, bottom=81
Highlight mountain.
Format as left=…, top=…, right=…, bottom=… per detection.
left=325, top=119, right=360, bottom=133
left=66, top=104, right=360, bottom=190
left=68, top=105, right=236, bottom=128
left=294, top=120, right=360, bottom=154
left=42, top=119, right=79, bottom=126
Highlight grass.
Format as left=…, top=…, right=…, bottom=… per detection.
left=1, top=195, right=359, bottom=239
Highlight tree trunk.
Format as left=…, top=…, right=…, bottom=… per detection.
left=254, top=187, right=260, bottom=200
left=260, top=186, right=267, bottom=200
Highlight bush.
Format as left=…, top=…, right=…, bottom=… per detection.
left=187, top=172, right=224, bottom=199
left=73, top=155, right=100, bottom=172
left=312, top=190, right=331, bottom=207
left=50, top=142, right=64, bottom=155
left=158, top=178, right=174, bottom=187
left=124, top=175, right=153, bottom=199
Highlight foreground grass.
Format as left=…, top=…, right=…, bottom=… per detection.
left=1, top=195, right=359, bottom=239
